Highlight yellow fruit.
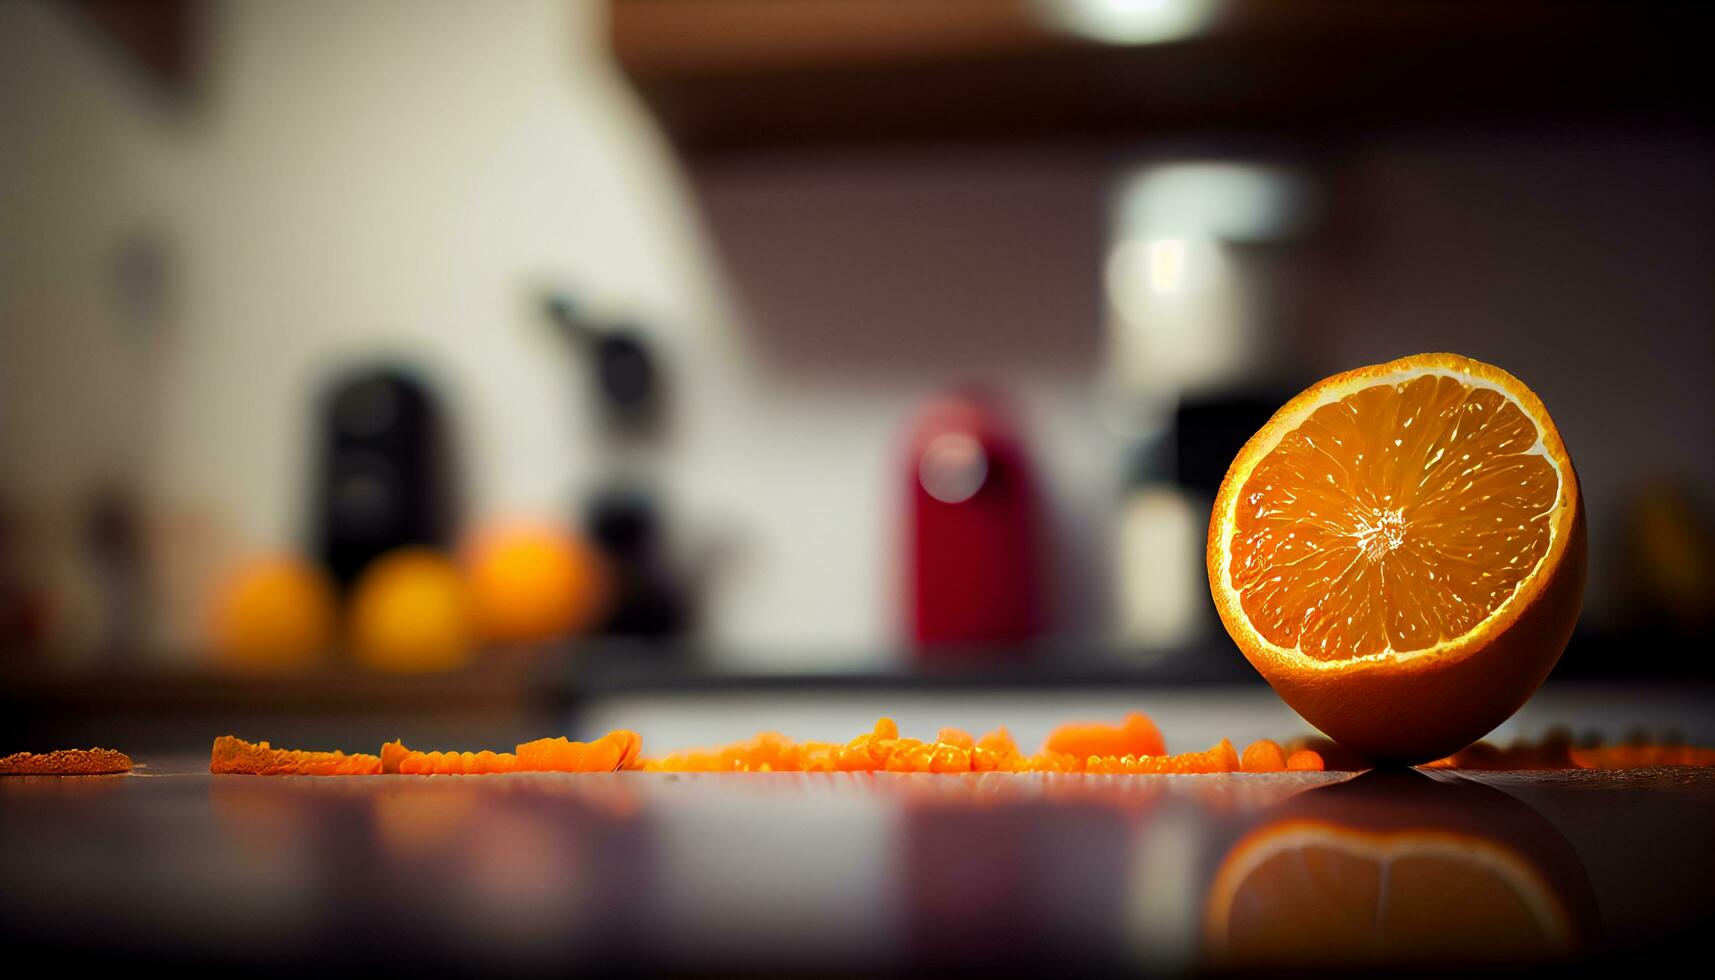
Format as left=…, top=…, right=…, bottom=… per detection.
left=208, top=555, right=336, bottom=671
left=462, top=520, right=608, bottom=644
left=1207, top=354, right=1585, bottom=763
left=348, top=548, right=472, bottom=672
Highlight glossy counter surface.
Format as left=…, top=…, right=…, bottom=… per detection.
left=2, top=761, right=1710, bottom=974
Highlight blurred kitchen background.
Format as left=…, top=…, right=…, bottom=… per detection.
left=2, top=0, right=1712, bottom=753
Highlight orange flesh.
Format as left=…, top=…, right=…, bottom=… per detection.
left=1231, top=374, right=1559, bottom=660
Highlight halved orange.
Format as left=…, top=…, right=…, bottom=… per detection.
left=1208, top=354, right=1586, bottom=763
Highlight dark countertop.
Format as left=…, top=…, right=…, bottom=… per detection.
left=3, top=761, right=1711, bottom=974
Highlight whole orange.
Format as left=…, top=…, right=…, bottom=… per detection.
left=348, top=548, right=472, bottom=672
left=207, top=554, right=337, bottom=671
left=461, top=520, right=609, bottom=645
left=1206, top=354, right=1586, bottom=764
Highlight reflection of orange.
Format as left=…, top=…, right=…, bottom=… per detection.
left=462, top=521, right=609, bottom=645
left=208, top=554, right=337, bottom=671
left=348, top=548, right=472, bottom=672
left=1208, top=354, right=1587, bottom=763
left=372, top=782, right=482, bottom=855
left=1207, top=822, right=1570, bottom=965
left=1204, top=771, right=1596, bottom=968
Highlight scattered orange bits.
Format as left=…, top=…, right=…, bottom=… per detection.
left=0, top=747, right=132, bottom=776
left=1241, top=740, right=1288, bottom=773
left=211, top=736, right=382, bottom=776
left=214, top=731, right=640, bottom=776
left=1043, top=712, right=1165, bottom=761
left=520, top=730, right=643, bottom=772
left=1235, top=740, right=1324, bottom=772
left=938, top=727, right=976, bottom=750
left=380, top=742, right=517, bottom=775
left=643, top=720, right=1274, bottom=776
left=1568, top=744, right=1715, bottom=770
left=1421, top=730, right=1715, bottom=771
left=974, top=727, right=1026, bottom=772
left=205, top=712, right=1360, bottom=779
left=1285, top=736, right=1369, bottom=772
left=645, top=718, right=1034, bottom=774
left=1124, top=739, right=1241, bottom=774
left=382, top=730, right=642, bottom=775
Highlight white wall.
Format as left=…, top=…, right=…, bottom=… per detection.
left=5, top=0, right=1710, bottom=667
left=0, top=0, right=1120, bottom=666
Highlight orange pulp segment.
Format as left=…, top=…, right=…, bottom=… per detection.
left=1227, top=371, right=1560, bottom=661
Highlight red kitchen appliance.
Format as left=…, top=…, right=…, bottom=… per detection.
left=905, top=391, right=1044, bottom=658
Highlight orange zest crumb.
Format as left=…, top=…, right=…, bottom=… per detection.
left=381, top=730, right=642, bottom=774
left=211, top=736, right=382, bottom=775
left=1241, top=740, right=1288, bottom=772
left=214, top=731, right=641, bottom=776
left=1569, top=744, right=1715, bottom=770
left=1422, top=732, right=1715, bottom=771
left=0, top=747, right=132, bottom=776
left=1043, top=712, right=1166, bottom=760
left=642, top=718, right=1251, bottom=775
left=380, top=741, right=517, bottom=775
left=209, top=716, right=1711, bottom=778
